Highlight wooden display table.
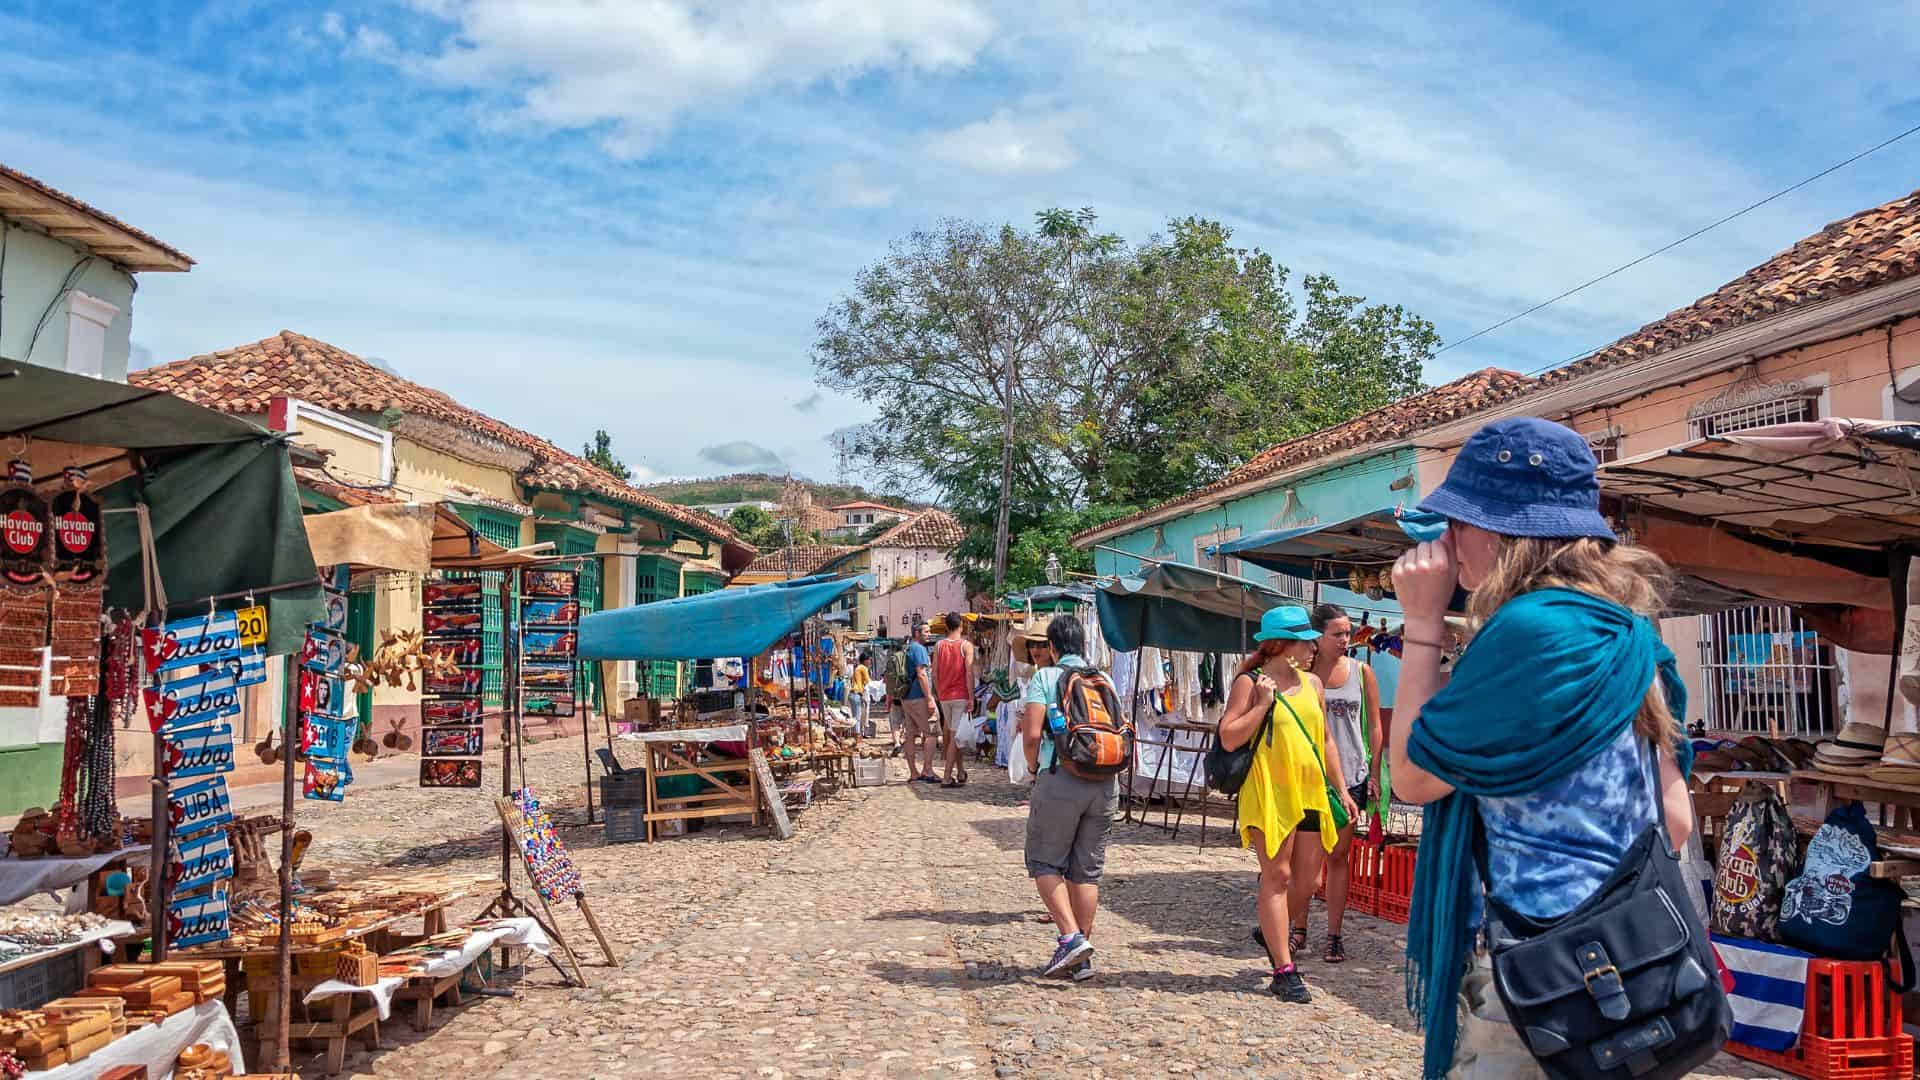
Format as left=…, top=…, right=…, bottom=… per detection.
left=247, top=969, right=380, bottom=1075
left=625, top=725, right=760, bottom=842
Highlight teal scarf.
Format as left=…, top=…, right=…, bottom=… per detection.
left=1402, top=588, right=1689, bottom=1080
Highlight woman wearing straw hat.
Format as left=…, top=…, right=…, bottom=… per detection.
left=1220, top=604, right=1356, bottom=1004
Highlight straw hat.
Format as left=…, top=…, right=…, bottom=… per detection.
left=1013, top=617, right=1054, bottom=665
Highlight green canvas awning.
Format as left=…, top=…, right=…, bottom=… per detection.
left=2, top=362, right=322, bottom=651
left=1095, top=562, right=1291, bottom=653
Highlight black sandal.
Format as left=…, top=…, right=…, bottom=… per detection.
left=1288, top=927, right=1308, bottom=953
left=1325, top=935, right=1346, bottom=964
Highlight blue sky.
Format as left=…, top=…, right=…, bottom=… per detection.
left=3, top=1, right=1917, bottom=483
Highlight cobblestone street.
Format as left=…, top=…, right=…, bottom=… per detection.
left=272, top=738, right=1768, bottom=1079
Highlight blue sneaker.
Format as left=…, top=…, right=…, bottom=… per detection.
left=1071, top=954, right=1096, bottom=982
left=1044, top=934, right=1093, bottom=977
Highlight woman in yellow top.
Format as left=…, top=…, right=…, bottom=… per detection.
left=1220, top=604, right=1358, bottom=1004
left=849, top=652, right=873, bottom=736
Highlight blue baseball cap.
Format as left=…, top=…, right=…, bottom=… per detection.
left=1418, top=417, right=1616, bottom=541
left=1253, top=605, right=1320, bottom=643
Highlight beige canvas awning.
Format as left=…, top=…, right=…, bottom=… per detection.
left=303, top=502, right=437, bottom=573
left=1598, top=418, right=1920, bottom=548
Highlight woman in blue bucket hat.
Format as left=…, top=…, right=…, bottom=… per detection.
left=1219, top=603, right=1357, bottom=1004
left=1387, top=418, right=1706, bottom=1078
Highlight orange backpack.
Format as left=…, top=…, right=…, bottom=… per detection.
left=1050, top=661, right=1134, bottom=779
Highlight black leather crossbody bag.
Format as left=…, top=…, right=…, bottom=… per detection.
left=1474, top=747, right=1730, bottom=1080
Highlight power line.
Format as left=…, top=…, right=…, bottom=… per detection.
left=1437, top=119, right=1920, bottom=361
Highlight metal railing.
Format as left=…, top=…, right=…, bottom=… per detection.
left=1696, top=605, right=1836, bottom=737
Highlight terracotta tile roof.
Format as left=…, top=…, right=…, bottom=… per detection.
left=0, top=163, right=192, bottom=271
left=294, top=465, right=399, bottom=508
left=745, top=545, right=860, bottom=576
left=869, top=509, right=967, bottom=550
left=1554, top=187, right=1920, bottom=383
left=129, top=331, right=735, bottom=543
left=829, top=501, right=905, bottom=513
left=1074, top=368, right=1537, bottom=543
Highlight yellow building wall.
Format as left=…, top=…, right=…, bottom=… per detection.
left=390, top=439, right=522, bottom=505
left=296, top=424, right=385, bottom=485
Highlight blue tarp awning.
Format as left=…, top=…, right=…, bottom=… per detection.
left=1213, top=507, right=1446, bottom=580
left=1096, top=562, right=1291, bottom=653
left=578, top=573, right=871, bottom=662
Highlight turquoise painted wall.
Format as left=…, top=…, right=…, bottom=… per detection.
left=0, top=220, right=138, bottom=379
left=1092, top=448, right=1420, bottom=701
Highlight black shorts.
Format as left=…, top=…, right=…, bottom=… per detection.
left=1297, top=782, right=1369, bottom=834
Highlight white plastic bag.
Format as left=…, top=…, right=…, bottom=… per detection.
left=1007, top=730, right=1034, bottom=785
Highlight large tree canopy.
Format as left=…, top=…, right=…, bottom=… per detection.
left=813, top=209, right=1438, bottom=592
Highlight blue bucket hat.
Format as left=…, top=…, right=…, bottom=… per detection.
left=1418, top=417, right=1616, bottom=541
left=1252, top=605, right=1320, bottom=643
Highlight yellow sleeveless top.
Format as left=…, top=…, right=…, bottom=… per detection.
left=1236, top=679, right=1337, bottom=857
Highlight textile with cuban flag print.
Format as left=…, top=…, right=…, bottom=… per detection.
left=1712, top=934, right=1809, bottom=1052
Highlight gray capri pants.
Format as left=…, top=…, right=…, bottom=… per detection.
left=1024, top=766, right=1121, bottom=884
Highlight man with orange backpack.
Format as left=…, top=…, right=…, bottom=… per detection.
left=1020, top=615, right=1134, bottom=980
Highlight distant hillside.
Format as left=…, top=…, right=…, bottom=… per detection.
left=641, top=473, right=929, bottom=511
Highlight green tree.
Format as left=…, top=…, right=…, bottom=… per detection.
left=726, top=505, right=787, bottom=549
left=583, top=429, right=631, bottom=480
left=814, top=209, right=1437, bottom=586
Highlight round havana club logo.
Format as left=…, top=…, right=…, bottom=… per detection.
left=1717, top=842, right=1761, bottom=905
left=55, top=511, right=93, bottom=553
left=3, top=509, right=43, bottom=555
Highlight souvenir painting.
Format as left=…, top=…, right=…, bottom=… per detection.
left=520, top=599, right=578, bottom=626
left=303, top=758, right=352, bottom=802
left=520, top=661, right=574, bottom=688
left=423, top=667, right=483, bottom=696
left=301, top=629, right=346, bottom=674
left=143, top=610, right=243, bottom=675
left=167, top=888, right=230, bottom=949
left=427, top=633, right=482, bottom=665
left=169, top=827, right=234, bottom=895
left=421, top=725, right=484, bottom=758
left=423, top=579, right=483, bottom=605
left=422, top=696, right=484, bottom=725
left=521, top=569, right=578, bottom=599
left=168, top=775, right=234, bottom=839
left=423, top=608, right=484, bottom=635
left=420, top=758, right=482, bottom=788
left=523, top=693, right=575, bottom=718
left=162, top=723, right=235, bottom=780
left=521, top=629, right=577, bottom=660
left=0, top=584, right=49, bottom=655
left=320, top=591, right=349, bottom=633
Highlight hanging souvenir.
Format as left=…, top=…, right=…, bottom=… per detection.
left=166, top=888, right=230, bottom=949
left=0, top=460, right=51, bottom=586
left=169, top=827, right=234, bottom=895
left=300, top=629, right=345, bottom=674
left=162, top=723, right=235, bottom=780
left=53, top=696, right=90, bottom=855
left=302, top=715, right=355, bottom=763
left=143, top=610, right=243, bottom=675
left=0, top=645, right=38, bottom=709
left=422, top=696, right=484, bottom=726
left=422, top=579, right=483, bottom=605
left=421, top=725, right=484, bottom=758
left=419, top=758, right=482, bottom=788
left=167, top=775, right=234, bottom=839
left=302, top=758, right=352, bottom=801
left=510, top=787, right=583, bottom=901
left=521, top=629, right=576, bottom=659
left=523, top=693, right=575, bottom=718
left=300, top=670, right=351, bottom=719
left=144, top=660, right=255, bottom=733
left=521, top=599, right=579, bottom=626
left=522, top=569, right=578, bottom=598
left=48, top=466, right=103, bottom=582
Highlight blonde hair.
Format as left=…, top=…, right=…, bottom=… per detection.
left=1467, top=537, right=1678, bottom=745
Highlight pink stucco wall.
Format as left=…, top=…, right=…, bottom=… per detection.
left=867, top=567, right=969, bottom=635
left=1415, top=315, right=1920, bottom=728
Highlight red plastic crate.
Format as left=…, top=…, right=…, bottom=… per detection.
left=1373, top=841, right=1418, bottom=924
left=1725, top=957, right=1911, bottom=1079
left=1309, top=837, right=1383, bottom=909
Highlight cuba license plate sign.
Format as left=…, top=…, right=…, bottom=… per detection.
left=167, top=775, right=233, bottom=839
left=167, top=889, right=230, bottom=949
left=162, top=723, right=235, bottom=780
left=170, top=827, right=234, bottom=894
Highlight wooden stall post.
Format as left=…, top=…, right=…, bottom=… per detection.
left=273, top=651, right=296, bottom=1071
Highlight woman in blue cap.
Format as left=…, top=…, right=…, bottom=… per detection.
left=1387, top=417, right=1697, bottom=1079
left=1220, top=604, right=1357, bottom=1004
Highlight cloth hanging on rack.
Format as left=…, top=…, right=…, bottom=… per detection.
left=1109, top=650, right=1138, bottom=700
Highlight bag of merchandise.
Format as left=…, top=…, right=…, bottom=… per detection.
left=1712, top=780, right=1798, bottom=940
left=1007, top=730, right=1034, bottom=785
left=1779, top=801, right=1915, bottom=988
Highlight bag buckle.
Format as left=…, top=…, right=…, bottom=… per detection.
left=1578, top=940, right=1631, bottom=1021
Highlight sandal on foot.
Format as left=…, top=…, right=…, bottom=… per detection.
left=1288, top=927, right=1308, bottom=953
left=1324, top=935, right=1346, bottom=964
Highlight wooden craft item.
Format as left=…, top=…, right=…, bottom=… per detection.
left=750, top=748, right=793, bottom=840
left=64, top=1026, right=113, bottom=1062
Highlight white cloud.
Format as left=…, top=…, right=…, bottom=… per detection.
left=320, top=12, right=344, bottom=39
left=922, top=109, right=1078, bottom=176
left=823, top=162, right=897, bottom=209
left=397, top=0, right=995, bottom=157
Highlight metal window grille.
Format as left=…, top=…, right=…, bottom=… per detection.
left=1696, top=605, right=1836, bottom=737
left=1267, top=572, right=1313, bottom=601
left=1687, top=392, right=1818, bottom=439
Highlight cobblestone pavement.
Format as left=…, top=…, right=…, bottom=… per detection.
left=265, top=738, right=1769, bottom=1079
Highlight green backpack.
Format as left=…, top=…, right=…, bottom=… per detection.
left=885, top=648, right=911, bottom=698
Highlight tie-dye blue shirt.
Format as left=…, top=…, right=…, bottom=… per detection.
left=1476, top=728, right=1659, bottom=921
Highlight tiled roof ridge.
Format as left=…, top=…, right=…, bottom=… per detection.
left=1552, top=185, right=1920, bottom=382
left=867, top=507, right=966, bottom=549
left=1074, top=367, right=1537, bottom=543
left=131, top=330, right=735, bottom=543
left=0, top=162, right=193, bottom=266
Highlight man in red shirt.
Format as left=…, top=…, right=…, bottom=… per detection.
left=932, top=611, right=976, bottom=787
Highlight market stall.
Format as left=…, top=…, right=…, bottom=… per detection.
left=1, top=361, right=321, bottom=1076
left=578, top=572, right=871, bottom=842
